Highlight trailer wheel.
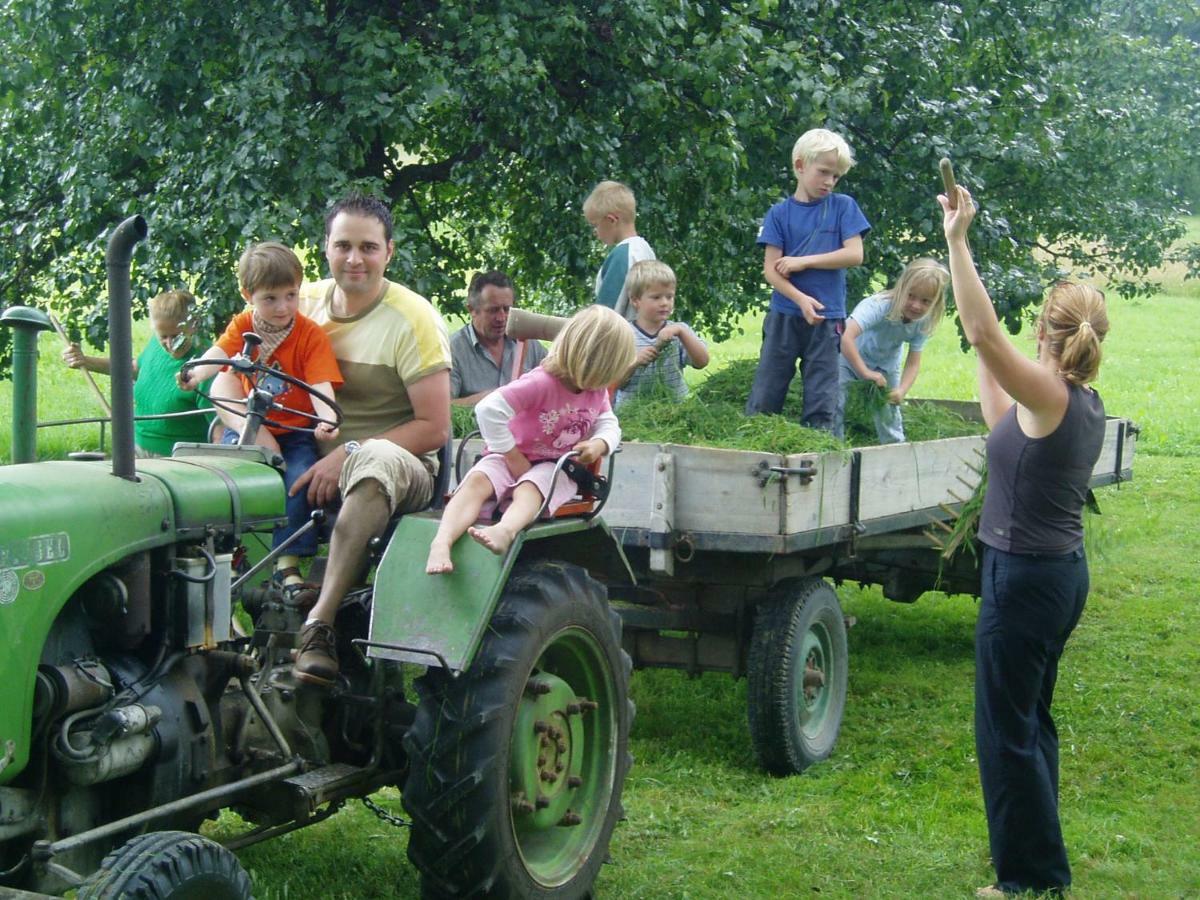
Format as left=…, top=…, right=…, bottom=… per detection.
left=76, top=830, right=251, bottom=899
left=403, top=560, right=633, bottom=899
left=747, top=576, right=848, bottom=776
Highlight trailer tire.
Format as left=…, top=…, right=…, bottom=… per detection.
left=76, top=830, right=251, bottom=899
left=747, top=577, right=848, bottom=776
left=403, top=560, right=633, bottom=899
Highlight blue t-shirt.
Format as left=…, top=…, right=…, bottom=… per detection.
left=847, top=292, right=931, bottom=373
left=756, top=193, right=871, bottom=319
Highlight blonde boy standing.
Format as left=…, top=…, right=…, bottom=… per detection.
left=745, top=129, right=870, bottom=431
left=583, top=180, right=656, bottom=320
left=615, top=260, right=709, bottom=408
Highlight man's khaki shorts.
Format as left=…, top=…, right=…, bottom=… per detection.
left=339, top=439, right=435, bottom=515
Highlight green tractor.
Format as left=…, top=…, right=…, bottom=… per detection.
left=0, top=217, right=634, bottom=898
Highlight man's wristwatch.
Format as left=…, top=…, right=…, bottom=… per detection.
left=344, top=440, right=362, bottom=456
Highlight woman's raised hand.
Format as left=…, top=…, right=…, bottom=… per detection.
left=939, top=185, right=976, bottom=242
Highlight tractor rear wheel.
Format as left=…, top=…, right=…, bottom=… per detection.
left=403, top=560, right=633, bottom=899
left=75, top=830, right=251, bottom=899
left=747, top=576, right=848, bottom=775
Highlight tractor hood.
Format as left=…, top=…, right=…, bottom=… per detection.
left=0, top=455, right=284, bottom=564
left=136, top=454, right=286, bottom=539
left=0, top=454, right=284, bottom=784
left=0, top=455, right=284, bottom=605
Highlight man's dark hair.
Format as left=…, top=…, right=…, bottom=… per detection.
left=324, top=194, right=394, bottom=242
left=467, top=270, right=515, bottom=310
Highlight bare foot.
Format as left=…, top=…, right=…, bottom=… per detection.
left=468, top=524, right=515, bottom=556
left=425, top=542, right=454, bottom=575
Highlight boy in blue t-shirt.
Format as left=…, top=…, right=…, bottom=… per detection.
left=745, top=128, right=871, bottom=431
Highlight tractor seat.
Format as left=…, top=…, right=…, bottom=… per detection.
left=452, top=434, right=613, bottom=521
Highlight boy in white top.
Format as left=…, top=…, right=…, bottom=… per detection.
left=583, top=180, right=656, bottom=320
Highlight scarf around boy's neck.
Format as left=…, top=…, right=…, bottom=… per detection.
left=251, top=310, right=294, bottom=365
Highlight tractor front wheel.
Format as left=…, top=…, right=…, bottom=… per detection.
left=403, top=560, right=633, bottom=899
left=75, top=830, right=251, bottom=899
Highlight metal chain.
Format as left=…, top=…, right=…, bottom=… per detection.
left=361, top=794, right=410, bottom=828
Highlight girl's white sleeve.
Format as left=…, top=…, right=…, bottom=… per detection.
left=476, top=391, right=517, bottom=453
left=589, top=410, right=622, bottom=453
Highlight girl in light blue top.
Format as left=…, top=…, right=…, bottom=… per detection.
left=834, top=258, right=949, bottom=443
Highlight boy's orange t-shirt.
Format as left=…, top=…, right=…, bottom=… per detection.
left=217, top=311, right=343, bottom=434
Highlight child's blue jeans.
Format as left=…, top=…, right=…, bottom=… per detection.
left=834, top=357, right=905, bottom=443
left=221, top=427, right=320, bottom=556
left=744, top=311, right=843, bottom=431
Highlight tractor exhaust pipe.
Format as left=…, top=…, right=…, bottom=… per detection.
left=106, top=215, right=148, bottom=480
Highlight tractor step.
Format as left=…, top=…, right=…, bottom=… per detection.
left=281, top=764, right=394, bottom=817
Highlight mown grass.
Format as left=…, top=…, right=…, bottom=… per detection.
left=1, top=226, right=1197, bottom=897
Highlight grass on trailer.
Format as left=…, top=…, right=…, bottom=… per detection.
left=1, top=231, right=1197, bottom=897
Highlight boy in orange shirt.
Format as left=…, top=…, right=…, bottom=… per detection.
left=182, top=242, right=343, bottom=590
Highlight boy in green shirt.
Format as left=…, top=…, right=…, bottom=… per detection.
left=62, top=289, right=213, bottom=456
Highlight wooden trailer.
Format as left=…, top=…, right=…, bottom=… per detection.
left=590, top=405, right=1138, bottom=774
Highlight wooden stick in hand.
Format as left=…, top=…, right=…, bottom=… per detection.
left=939, top=158, right=958, bottom=210
left=49, top=314, right=112, bottom=415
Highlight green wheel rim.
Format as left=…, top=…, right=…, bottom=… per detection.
left=509, top=625, right=618, bottom=888
left=796, top=618, right=832, bottom=739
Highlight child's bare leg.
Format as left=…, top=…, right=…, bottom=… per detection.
left=426, top=473, right=495, bottom=574
left=469, top=481, right=544, bottom=556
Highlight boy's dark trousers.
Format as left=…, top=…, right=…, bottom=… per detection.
left=975, top=544, right=1088, bottom=894
left=745, top=310, right=843, bottom=430
left=222, top=427, right=320, bottom=556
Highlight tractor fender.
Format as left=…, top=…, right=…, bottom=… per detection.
left=366, top=513, right=634, bottom=674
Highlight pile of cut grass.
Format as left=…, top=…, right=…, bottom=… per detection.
left=618, top=358, right=982, bottom=453
left=451, top=404, right=478, bottom=439
left=618, top=396, right=844, bottom=455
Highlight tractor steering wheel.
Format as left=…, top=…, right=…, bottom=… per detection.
left=179, top=333, right=343, bottom=443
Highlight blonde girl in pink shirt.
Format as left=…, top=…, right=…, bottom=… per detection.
left=426, top=305, right=636, bottom=573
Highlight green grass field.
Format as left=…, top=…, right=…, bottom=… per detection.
left=1, top=228, right=1197, bottom=897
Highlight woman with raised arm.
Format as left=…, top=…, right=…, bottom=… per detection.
left=940, top=184, right=1109, bottom=899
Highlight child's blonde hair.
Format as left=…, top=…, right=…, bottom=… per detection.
left=1040, top=282, right=1108, bottom=386
left=543, top=306, right=636, bottom=391
left=791, top=128, right=855, bottom=176
left=238, top=242, right=304, bottom=296
left=883, top=258, right=949, bottom=336
left=582, top=180, right=637, bottom=223
left=148, top=289, right=197, bottom=322
left=625, top=259, right=676, bottom=302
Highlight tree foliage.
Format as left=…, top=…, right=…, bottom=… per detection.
left=0, top=0, right=1195, bottom=374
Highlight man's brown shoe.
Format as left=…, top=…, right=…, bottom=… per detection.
left=294, top=620, right=338, bottom=686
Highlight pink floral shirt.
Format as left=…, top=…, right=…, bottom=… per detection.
left=477, top=367, right=620, bottom=462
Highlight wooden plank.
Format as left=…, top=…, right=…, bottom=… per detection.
left=603, top=441, right=668, bottom=529
left=1092, top=416, right=1139, bottom=482
left=783, top=449, right=853, bottom=537
left=856, top=435, right=985, bottom=521
left=609, top=442, right=784, bottom=538
left=667, top=444, right=783, bottom=537
left=648, top=451, right=675, bottom=576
